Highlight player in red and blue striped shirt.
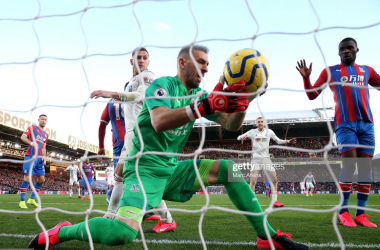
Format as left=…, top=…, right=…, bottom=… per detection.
left=297, top=37, right=380, bottom=228
left=81, top=159, right=96, bottom=200
left=98, top=98, right=126, bottom=166
left=19, top=114, right=49, bottom=209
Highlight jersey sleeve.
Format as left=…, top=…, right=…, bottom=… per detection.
left=303, top=69, right=328, bottom=100
left=23, top=125, right=33, bottom=138
left=140, top=70, right=156, bottom=87
left=269, top=129, right=287, bottom=144
left=145, top=78, right=172, bottom=112
left=44, top=133, right=49, bottom=144
left=100, top=102, right=111, bottom=125
left=367, top=66, right=380, bottom=89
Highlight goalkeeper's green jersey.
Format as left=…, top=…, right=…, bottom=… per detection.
left=127, top=76, right=218, bottom=168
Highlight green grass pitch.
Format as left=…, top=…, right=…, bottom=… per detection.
left=0, top=194, right=379, bottom=249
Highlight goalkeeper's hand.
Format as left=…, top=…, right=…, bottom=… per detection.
left=188, top=79, right=249, bottom=120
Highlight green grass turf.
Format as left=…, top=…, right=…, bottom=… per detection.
left=0, top=194, right=379, bottom=249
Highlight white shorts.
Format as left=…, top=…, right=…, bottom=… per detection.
left=306, top=182, right=314, bottom=189
left=117, top=131, right=134, bottom=166
left=300, top=184, right=305, bottom=190
left=107, top=178, right=115, bottom=186
left=251, top=158, right=275, bottom=171
left=69, top=178, right=79, bottom=185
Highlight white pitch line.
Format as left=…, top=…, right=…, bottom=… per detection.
left=3, top=202, right=380, bottom=207
left=1, top=233, right=380, bottom=248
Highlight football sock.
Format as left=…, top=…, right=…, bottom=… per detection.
left=20, top=181, right=29, bottom=201
left=78, top=188, right=81, bottom=196
left=82, top=187, right=86, bottom=197
left=356, top=183, right=371, bottom=216
left=108, top=187, right=113, bottom=199
left=58, top=218, right=137, bottom=245
left=339, top=183, right=352, bottom=214
left=30, top=182, right=41, bottom=199
left=107, top=174, right=123, bottom=214
left=69, top=189, right=72, bottom=197
left=339, top=167, right=355, bottom=214
left=272, top=193, right=277, bottom=202
left=216, top=160, right=276, bottom=239
left=155, top=200, right=173, bottom=224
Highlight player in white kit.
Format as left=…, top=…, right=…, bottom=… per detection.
left=303, top=171, right=316, bottom=196
left=105, top=161, right=115, bottom=203
left=300, top=181, right=306, bottom=194
left=64, top=164, right=81, bottom=198
left=90, top=47, right=175, bottom=233
left=238, top=117, right=296, bottom=207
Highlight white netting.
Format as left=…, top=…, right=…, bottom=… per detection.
left=1, top=0, right=380, bottom=250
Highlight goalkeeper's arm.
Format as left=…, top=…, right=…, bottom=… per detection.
left=150, top=80, right=249, bottom=133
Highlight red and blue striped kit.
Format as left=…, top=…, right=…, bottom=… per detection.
left=23, top=125, right=49, bottom=157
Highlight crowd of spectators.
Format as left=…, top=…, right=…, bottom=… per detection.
left=0, top=164, right=104, bottom=194
left=179, top=138, right=339, bottom=161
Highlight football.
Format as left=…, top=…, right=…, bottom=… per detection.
left=223, top=48, right=270, bottom=95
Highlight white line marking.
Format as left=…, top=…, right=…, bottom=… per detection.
left=1, top=233, right=380, bottom=248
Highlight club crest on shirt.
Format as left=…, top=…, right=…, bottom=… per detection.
left=256, top=138, right=261, bottom=142
left=340, top=76, right=348, bottom=83
left=130, top=184, right=140, bottom=192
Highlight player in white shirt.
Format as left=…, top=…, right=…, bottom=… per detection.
left=238, top=117, right=296, bottom=207
left=64, top=164, right=81, bottom=198
left=300, top=181, right=306, bottom=194
left=90, top=47, right=175, bottom=233
left=303, top=171, right=316, bottom=196
left=105, top=161, right=115, bottom=203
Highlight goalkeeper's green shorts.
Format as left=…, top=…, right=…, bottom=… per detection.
left=119, top=159, right=217, bottom=210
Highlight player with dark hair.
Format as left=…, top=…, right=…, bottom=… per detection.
left=81, top=159, right=96, bottom=200
left=297, top=37, right=380, bottom=227
left=19, top=114, right=48, bottom=209
left=29, top=45, right=310, bottom=250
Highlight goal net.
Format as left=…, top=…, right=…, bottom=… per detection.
left=1, top=0, right=380, bottom=250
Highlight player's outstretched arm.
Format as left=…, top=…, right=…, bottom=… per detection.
left=91, top=86, right=148, bottom=103
left=296, top=59, right=312, bottom=78
left=151, top=79, right=249, bottom=133
left=296, top=59, right=327, bottom=100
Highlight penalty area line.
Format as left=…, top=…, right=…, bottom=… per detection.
left=1, top=234, right=380, bottom=248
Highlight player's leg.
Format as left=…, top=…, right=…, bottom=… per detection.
left=27, top=160, right=45, bottom=207
left=162, top=159, right=309, bottom=249
left=19, top=158, right=32, bottom=208
left=309, top=183, right=314, bottom=196
left=249, top=170, right=259, bottom=192
left=266, top=170, right=284, bottom=207
left=75, top=183, right=81, bottom=198
left=335, top=122, right=359, bottom=226
left=354, top=121, right=377, bottom=227
left=105, top=132, right=132, bottom=218
left=69, top=184, right=73, bottom=198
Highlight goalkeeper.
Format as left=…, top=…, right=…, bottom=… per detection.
left=29, top=45, right=310, bottom=250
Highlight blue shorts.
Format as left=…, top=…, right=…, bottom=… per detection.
left=81, top=177, right=93, bottom=187
left=113, top=142, right=124, bottom=167
left=22, top=155, right=45, bottom=176
left=265, top=181, right=270, bottom=187
left=290, top=188, right=294, bottom=191
left=335, top=120, right=375, bottom=156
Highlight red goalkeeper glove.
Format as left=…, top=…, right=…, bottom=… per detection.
left=187, top=80, right=249, bottom=120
